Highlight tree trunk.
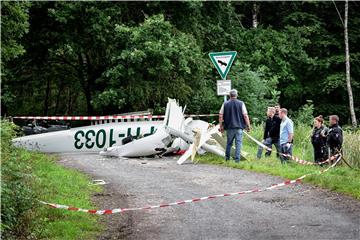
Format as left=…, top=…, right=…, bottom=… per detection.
left=66, top=88, right=71, bottom=115
left=54, top=87, right=61, bottom=115
left=344, top=0, right=357, bottom=127
left=43, top=78, right=50, bottom=115
left=252, top=3, right=259, bottom=28
left=77, top=52, right=94, bottom=115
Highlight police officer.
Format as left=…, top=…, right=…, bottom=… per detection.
left=326, top=115, right=343, bottom=156
left=311, top=115, right=328, bottom=163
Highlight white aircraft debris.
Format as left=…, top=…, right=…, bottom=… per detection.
left=13, top=98, right=227, bottom=162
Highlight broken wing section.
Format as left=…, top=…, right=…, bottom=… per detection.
left=163, top=98, right=185, bottom=132
left=100, top=98, right=185, bottom=157
left=100, top=127, right=172, bottom=157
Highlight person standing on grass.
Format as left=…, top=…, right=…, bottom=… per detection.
left=311, top=115, right=328, bottom=163
left=326, top=115, right=343, bottom=157
left=274, top=104, right=281, bottom=117
left=257, top=107, right=281, bottom=159
left=278, top=108, right=294, bottom=163
left=219, top=89, right=251, bottom=163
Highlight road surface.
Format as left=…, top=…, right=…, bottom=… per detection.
left=58, top=153, right=360, bottom=240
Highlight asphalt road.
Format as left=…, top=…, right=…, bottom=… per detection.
left=58, top=153, right=360, bottom=240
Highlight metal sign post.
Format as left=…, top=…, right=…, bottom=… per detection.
left=209, top=51, right=237, bottom=102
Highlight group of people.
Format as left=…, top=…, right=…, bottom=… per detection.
left=218, top=89, right=343, bottom=164
left=311, top=115, right=343, bottom=163
left=255, top=106, right=294, bottom=163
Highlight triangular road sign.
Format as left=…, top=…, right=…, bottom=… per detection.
left=209, top=51, right=237, bottom=79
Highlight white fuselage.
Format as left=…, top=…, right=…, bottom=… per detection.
left=12, top=121, right=163, bottom=153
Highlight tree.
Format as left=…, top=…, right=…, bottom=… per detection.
left=2, top=1, right=359, bottom=124
left=0, top=1, right=30, bottom=64
left=96, top=14, right=207, bottom=113
left=252, top=3, right=259, bottom=28
left=1, top=1, right=30, bottom=114
left=344, top=0, right=357, bottom=127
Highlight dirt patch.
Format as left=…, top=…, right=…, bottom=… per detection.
left=93, top=184, right=134, bottom=240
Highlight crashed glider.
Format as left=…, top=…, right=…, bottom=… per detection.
left=12, top=99, right=227, bottom=161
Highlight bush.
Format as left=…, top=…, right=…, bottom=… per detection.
left=1, top=120, right=37, bottom=239
left=1, top=120, right=101, bottom=239
left=230, top=63, right=279, bottom=123
left=292, top=100, right=314, bottom=126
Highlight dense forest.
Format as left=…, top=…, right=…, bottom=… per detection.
left=1, top=1, right=359, bottom=126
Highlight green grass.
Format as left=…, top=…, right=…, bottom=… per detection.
left=0, top=121, right=102, bottom=239
left=1, top=120, right=102, bottom=239
left=198, top=147, right=360, bottom=200
left=31, top=151, right=102, bottom=239
left=198, top=123, right=360, bottom=200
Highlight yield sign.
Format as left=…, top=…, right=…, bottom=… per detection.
left=209, top=51, right=237, bottom=79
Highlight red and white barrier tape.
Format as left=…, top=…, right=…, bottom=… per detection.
left=186, top=114, right=219, bottom=118
left=243, top=131, right=336, bottom=166
left=39, top=155, right=341, bottom=215
left=12, top=115, right=165, bottom=121
left=13, top=114, right=218, bottom=121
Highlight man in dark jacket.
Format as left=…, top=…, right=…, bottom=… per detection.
left=219, top=89, right=251, bottom=163
left=326, top=115, right=343, bottom=156
left=257, top=107, right=281, bottom=159
left=274, top=104, right=281, bottom=117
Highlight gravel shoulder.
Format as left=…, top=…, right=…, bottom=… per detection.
left=57, top=153, right=360, bottom=240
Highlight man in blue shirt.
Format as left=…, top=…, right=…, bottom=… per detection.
left=279, top=108, right=294, bottom=163
left=219, top=89, right=251, bottom=163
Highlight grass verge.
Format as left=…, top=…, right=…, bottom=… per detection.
left=198, top=153, right=360, bottom=200
left=33, top=152, right=102, bottom=239
left=1, top=120, right=102, bottom=239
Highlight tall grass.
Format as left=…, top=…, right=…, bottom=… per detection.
left=343, top=129, right=360, bottom=168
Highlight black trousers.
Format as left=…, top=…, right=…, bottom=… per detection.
left=313, top=145, right=327, bottom=163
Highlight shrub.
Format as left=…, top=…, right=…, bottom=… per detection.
left=292, top=100, right=314, bottom=126
left=1, top=120, right=101, bottom=239
left=231, top=63, right=280, bottom=122
left=1, top=120, right=37, bottom=239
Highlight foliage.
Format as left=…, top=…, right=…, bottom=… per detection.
left=231, top=62, right=279, bottom=122
left=0, top=1, right=30, bottom=63
left=292, top=100, right=315, bottom=126
left=0, top=120, right=101, bottom=239
left=1, top=1, right=30, bottom=112
left=1, top=1, right=359, bottom=124
left=1, top=120, right=36, bottom=238
left=100, top=14, right=207, bottom=113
